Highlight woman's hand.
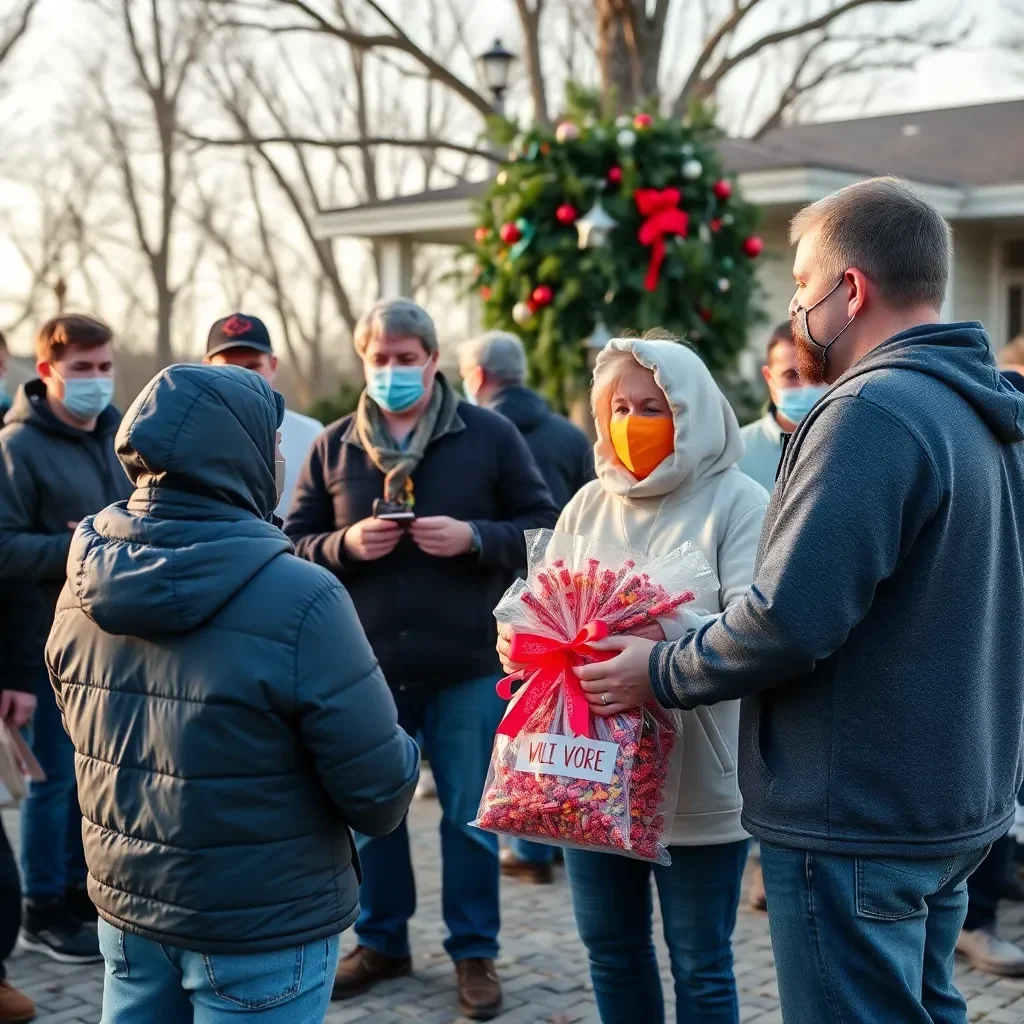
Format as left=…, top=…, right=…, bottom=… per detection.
left=496, top=623, right=528, bottom=675
left=574, top=635, right=658, bottom=716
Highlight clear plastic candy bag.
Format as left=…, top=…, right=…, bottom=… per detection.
left=472, top=530, right=718, bottom=864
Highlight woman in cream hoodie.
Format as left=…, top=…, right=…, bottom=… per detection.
left=510, top=335, right=768, bottom=1024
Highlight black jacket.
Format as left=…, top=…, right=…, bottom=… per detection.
left=653, top=323, right=1024, bottom=857
left=488, top=387, right=594, bottom=510
left=285, top=398, right=559, bottom=688
left=46, top=365, right=419, bottom=953
left=0, top=380, right=130, bottom=608
left=0, top=381, right=131, bottom=694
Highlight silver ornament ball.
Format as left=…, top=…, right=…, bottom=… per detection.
left=512, top=301, right=534, bottom=326
left=683, top=158, right=703, bottom=180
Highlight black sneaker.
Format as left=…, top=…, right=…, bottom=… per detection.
left=65, top=884, right=98, bottom=927
left=18, top=900, right=103, bottom=964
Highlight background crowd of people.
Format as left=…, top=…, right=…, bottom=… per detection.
left=0, top=175, right=1022, bottom=1024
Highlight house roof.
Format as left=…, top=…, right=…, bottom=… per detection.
left=315, top=98, right=1024, bottom=237
left=730, top=99, right=1024, bottom=187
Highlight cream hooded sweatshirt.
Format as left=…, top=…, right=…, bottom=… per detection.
left=557, top=338, right=769, bottom=847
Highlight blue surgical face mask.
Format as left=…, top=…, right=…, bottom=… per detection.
left=776, top=384, right=827, bottom=426
left=366, top=364, right=426, bottom=413
left=57, top=373, right=115, bottom=420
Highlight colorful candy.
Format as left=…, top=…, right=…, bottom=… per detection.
left=473, top=533, right=718, bottom=865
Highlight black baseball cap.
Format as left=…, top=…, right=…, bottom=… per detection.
left=206, top=314, right=273, bottom=358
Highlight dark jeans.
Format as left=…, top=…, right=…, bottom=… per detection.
left=964, top=834, right=1012, bottom=932
left=761, top=842, right=988, bottom=1024
left=0, top=817, right=21, bottom=981
left=20, top=690, right=87, bottom=901
left=565, top=840, right=749, bottom=1024
left=355, top=676, right=505, bottom=961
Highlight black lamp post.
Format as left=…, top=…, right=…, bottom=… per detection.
left=477, top=38, right=516, bottom=115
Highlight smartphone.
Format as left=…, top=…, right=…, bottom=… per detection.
left=373, top=498, right=415, bottom=524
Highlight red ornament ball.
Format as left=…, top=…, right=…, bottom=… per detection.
left=474, top=225, right=492, bottom=244
left=480, top=286, right=492, bottom=301
left=531, top=285, right=554, bottom=307
left=633, top=112, right=654, bottom=129
left=742, top=235, right=764, bottom=258
left=712, top=179, right=733, bottom=200
left=699, top=307, right=714, bottom=323
left=555, top=203, right=578, bottom=225
left=500, top=221, right=523, bottom=245
left=607, top=166, right=623, bottom=184
left=526, top=298, right=540, bottom=314
left=710, top=218, right=722, bottom=233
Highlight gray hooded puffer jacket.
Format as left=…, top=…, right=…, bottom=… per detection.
left=46, top=364, right=419, bottom=953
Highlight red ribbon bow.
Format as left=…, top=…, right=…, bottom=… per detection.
left=635, top=188, right=689, bottom=292
left=495, top=621, right=612, bottom=741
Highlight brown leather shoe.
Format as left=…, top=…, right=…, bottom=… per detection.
left=331, top=945, right=411, bottom=1001
left=455, top=958, right=502, bottom=1020
left=747, top=862, right=767, bottom=912
left=499, top=848, right=554, bottom=885
left=0, top=981, right=35, bottom=1023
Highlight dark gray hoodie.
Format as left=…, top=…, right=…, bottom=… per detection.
left=652, top=321, right=1024, bottom=858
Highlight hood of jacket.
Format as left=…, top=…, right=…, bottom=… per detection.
left=490, top=386, right=549, bottom=432
left=839, top=321, right=1024, bottom=444
left=66, top=364, right=291, bottom=636
left=593, top=338, right=744, bottom=505
left=5, top=378, right=121, bottom=439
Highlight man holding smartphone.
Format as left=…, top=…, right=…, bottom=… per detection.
left=285, top=299, right=557, bottom=1021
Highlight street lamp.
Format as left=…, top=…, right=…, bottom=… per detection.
left=478, top=38, right=516, bottom=115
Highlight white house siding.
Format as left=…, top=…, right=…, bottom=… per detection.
left=949, top=220, right=995, bottom=327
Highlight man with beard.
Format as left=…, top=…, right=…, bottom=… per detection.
left=531, top=177, right=1024, bottom=1024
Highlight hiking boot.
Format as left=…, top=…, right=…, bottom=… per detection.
left=500, top=848, right=553, bottom=885
left=18, top=901, right=102, bottom=964
left=0, top=981, right=35, bottom=1023
left=747, top=863, right=767, bottom=912
left=956, top=928, right=1024, bottom=977
left=331, top=945, right=411, bottom=1000
left=455, top=958, right=502, bottom=1021
left=65, top=884, right=98, bottom=927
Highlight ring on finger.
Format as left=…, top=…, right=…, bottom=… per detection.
left=601, top=692, right=610, bottom=706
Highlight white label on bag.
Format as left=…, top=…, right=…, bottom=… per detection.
left=515, top=733, right=618, bottom=784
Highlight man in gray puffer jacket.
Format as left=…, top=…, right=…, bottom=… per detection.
left=46, top=363, right=419, bottom=1023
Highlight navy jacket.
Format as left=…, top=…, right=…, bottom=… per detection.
left=46, top=365, right=419, bottom=952
left=489, top=387, right=594, bottom=510
left=285, top=396, right=558, bottom=688
left=652, top=322, right=1024, bottom=857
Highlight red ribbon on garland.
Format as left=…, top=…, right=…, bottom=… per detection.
left=635, top=188, right=690, bottom=292
left=495, top=621, right=613, bottom=741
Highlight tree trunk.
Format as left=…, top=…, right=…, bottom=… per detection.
left=595, top=0, right=665, bottom=111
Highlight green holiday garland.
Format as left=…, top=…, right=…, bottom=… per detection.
left=464, top=88, right=764, bottom=409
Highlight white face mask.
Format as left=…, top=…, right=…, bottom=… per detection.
left=274, top=455, right=287, bottom=505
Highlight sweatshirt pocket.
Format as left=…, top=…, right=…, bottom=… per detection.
left=695, top=706, right=736, bottom=776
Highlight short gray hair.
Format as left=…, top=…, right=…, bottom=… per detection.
left=459, top=331, right=527, bottom=387
left=790, top=176, right=951, bottom=311
left=353, top=298, right=438, bottom=356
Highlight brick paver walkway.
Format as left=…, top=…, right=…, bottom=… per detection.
left=5, top=804, right=1024, bottom=1023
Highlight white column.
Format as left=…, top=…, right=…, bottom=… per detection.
left=377, top=238, right=414, bottom=298
left=940, top=227, right=956, bottom=322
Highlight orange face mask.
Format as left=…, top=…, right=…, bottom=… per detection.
left=609, top=415, right=675, bottom=480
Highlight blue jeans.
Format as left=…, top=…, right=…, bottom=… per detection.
left=20, top=688, right=87, bottom=900
left=760, top=842, right=989, bottom=1024
left=97, top=919, right=339, bottom=1023
left=565, top=840, right=749, bottom=1024
left=355, top=676, right=505, bottom=961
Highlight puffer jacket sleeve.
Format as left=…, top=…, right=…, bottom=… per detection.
left=295, top=579, right=420, bottom=836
